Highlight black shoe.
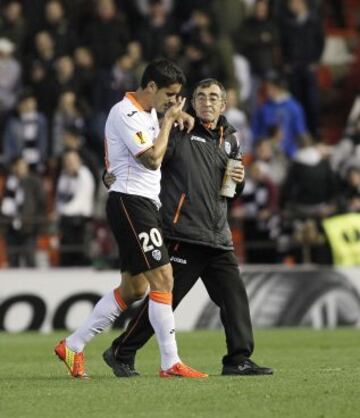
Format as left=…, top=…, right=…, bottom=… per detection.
left=102, top=347, right=139, bottom=378
left=222, top=359, right=273, bottom=376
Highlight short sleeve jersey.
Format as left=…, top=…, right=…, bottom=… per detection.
left=105, top=92, right=161, bottom=204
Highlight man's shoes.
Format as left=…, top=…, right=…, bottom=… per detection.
left=160, top=362, right=208, bottom=378
left=102, top=347, right=139, bottom=378
left=222, top=359, right=273, bottom=376
left=54, top=339, right=88, bottom=378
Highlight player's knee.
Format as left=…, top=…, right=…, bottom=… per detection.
left=120, top=278, right=148, bottom=303
left=131, top=284, right=148, bottom=301
left=149, top=264, right=173, bottom=292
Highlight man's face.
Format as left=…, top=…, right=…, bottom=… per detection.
left=192, top=84, right=225, bottom=123
left=18, top=97, right=37, bottom=113
left=14, top=159, right=28, bottom=178
left=265, top=82, right=281, bottom=100
left=288, top=0, right=307, bottom=15
left=151, top=83, right=182, bottom=114
left=64, top=152, right=80, bottom=175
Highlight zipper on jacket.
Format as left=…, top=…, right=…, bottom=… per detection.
left=173, top=193, right=186, bottom=224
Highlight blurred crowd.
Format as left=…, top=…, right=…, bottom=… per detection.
left=0, top=0, right=359, bottom=267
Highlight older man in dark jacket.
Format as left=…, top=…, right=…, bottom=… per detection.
left=104, top=79, right=273, bottom=377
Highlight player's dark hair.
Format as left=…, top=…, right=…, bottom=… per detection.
left=140, top=59, right=186, bottom=89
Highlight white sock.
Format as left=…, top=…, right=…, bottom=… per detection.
left=66, top=290, right=125, bottom=353
left=148, top=291, right=181, bottom=370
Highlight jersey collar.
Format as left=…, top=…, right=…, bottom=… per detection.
left=125, top=92, right=145, bottom=111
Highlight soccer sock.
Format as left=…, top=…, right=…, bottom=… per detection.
left=148, top=291, right=181, bottom=370
left=66, top=289, right=127, bottom=353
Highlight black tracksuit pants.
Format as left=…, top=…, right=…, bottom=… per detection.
left=111, top=241, right=254, bottom=367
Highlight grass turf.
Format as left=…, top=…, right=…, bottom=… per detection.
left=0, top=329, right=359, bottom=418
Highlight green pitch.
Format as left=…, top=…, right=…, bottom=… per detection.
left=1, top=329, right=359, bottom=418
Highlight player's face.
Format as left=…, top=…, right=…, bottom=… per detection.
left=192, top=84, right=226, bottom=124
left=152, top=83, right=182, bottom=114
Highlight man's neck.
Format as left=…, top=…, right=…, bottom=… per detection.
left=133, top=89, right=152, bottom=112
left=201, top=118, right=219, bottom=130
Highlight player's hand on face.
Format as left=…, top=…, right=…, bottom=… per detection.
left=230, top=162, right=245, bottom=183
left=164, top=96, right=186, bottom=122
left=165, top=97, right=194, bottom=132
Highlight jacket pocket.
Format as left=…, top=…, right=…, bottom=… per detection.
left=173, top=193, right=186, bottom=224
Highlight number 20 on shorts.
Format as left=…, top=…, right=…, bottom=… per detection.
left=138, top=228, right=163, bottom=252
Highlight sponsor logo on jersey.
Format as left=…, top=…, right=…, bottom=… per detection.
left=127, top=110, right=138, bottom=117
left=169, top=256, right=187, bottom=264
left=152, top=249, right=162, bottom=261
left=190, top=135, right=206, bottom=143
left=224, top=141, right=231, bottom=156
left=134, top=131, right=148, bottom=144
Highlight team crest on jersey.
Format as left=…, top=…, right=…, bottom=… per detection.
left=224, top=141, right=231, bottom=156
left=134, top=131, right=148, bottom=145
left=152, top=249, right=162, bottom=261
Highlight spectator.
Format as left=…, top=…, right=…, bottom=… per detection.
left=0, top=1, right=27, bottom=58
left=3, top=91, right=48, bottom=172
left=161, top=34, right=184, bottom=66
left=61, top=126, right=100, bottom=187
left=253, top=126, right=288, bottom=185
left=136, top=0, right=174, bottom=61
left=126, top=41, right=147, bottom=83
left=232, top=52, right=252, bottom=106
left=42, top=0, right=77, bottom=56
left=281, top=136, right=337, bottom=218
left=237, top=0, right=279, bottom=77
left=0, top=37, right=21, bottom=117
left=224, top=88, right=252, bottom=155
left=73, top=46, right=96, bottom=110
left=27, top=31, right=59, bottom=117
left=53, top=55, right=78, bottom=100
left=181, top=8, right=236, bottom=89
left=30, top=31, right=57, bottom=75
left=55, top=150, right=95, bottom=266
left=236, top=0, right=280, bottom=111
left=238, top=160, right=280, bottom=263
left=280, top=136, right=337, bottom=263
left=28, top=61, right=57, bottom=120
left=173, top=0, right=211, bottom=28
left=83, top=0, right=130, bottom=69
left=252, top=71, right=308, bottom=158
left=92, top=53, right=137, bottom=146
left=279, top=0, right=325, bottom=137
left=211, top=0, right=249, bottom=39
left=0, top=157, right=46, bottom=267
left=93, top=53, right=137, bottom=106
left=52, top=90, right=85, bottom=158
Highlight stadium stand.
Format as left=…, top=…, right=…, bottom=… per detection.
left=0, top=0, right=359, bottom=267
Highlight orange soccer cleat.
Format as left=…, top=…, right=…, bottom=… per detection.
left=54, top=340, right=88, bottom=378
left=159, top=362, right=208, bottom=378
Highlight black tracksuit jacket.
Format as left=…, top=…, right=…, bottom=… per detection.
left=160, top=115, right=242, bottom=249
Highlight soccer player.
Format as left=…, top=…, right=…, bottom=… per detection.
left=103, top=79, right=273, bottom=376
left=54, top=59, right=207, bottom=379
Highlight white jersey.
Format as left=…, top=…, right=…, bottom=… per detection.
left=105, top=92, right=161, bottom=204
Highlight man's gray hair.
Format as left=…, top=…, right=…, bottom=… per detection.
left=193, top=78, right=227, bottom=100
